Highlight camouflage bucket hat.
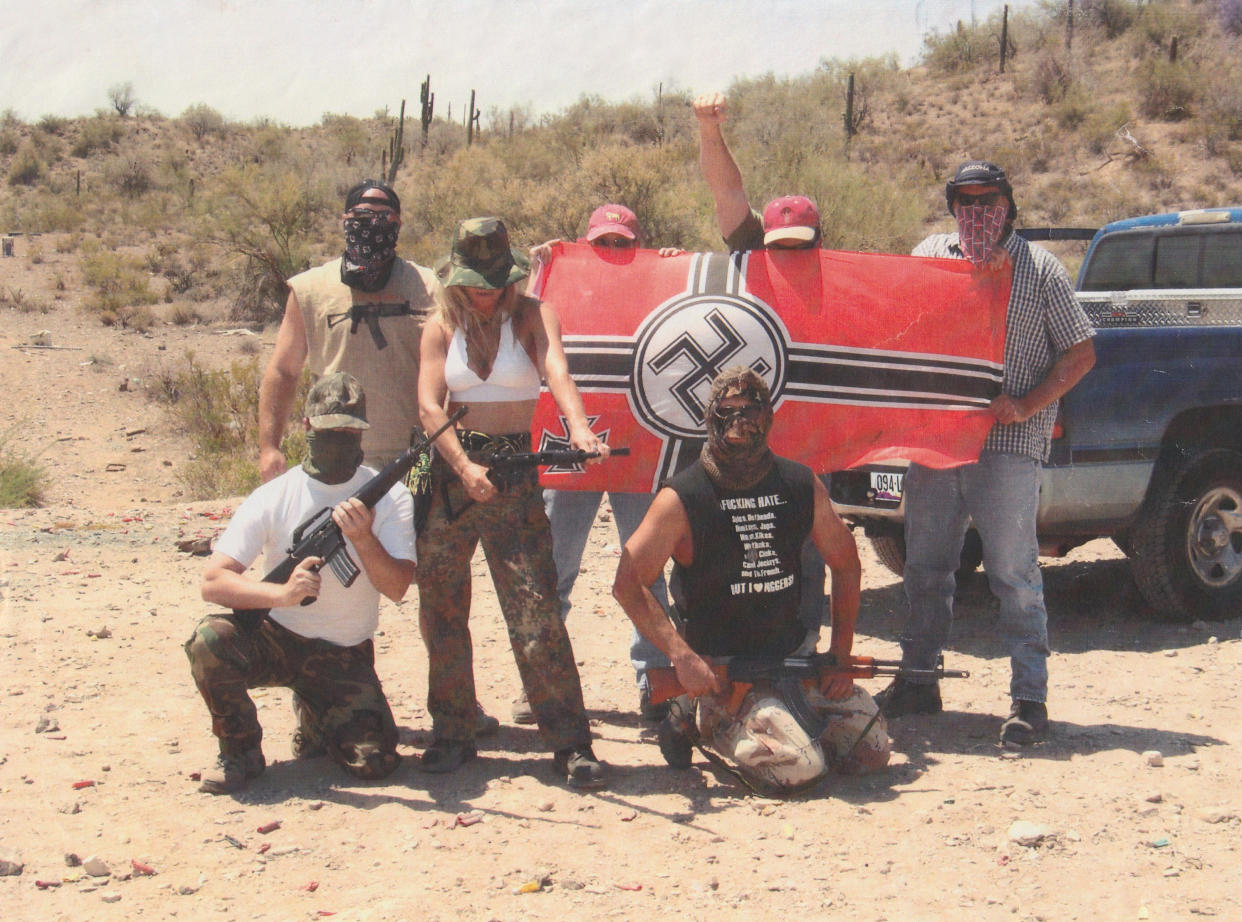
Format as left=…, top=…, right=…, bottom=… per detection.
left=437, top=217, right=530, bottom=289
left=305, top=372, right=370, bottom=430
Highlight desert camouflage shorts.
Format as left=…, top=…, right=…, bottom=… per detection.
left=697, top=684, right=890, bottom=792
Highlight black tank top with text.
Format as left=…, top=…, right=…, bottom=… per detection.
left=669, top=457, right=814, bottom=658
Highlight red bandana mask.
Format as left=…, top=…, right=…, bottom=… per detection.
left=955, top=204, right=1009, bottom=266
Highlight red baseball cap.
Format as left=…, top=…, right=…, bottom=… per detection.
left=585, top=203, right=640, bottom=242
left=762, top=195, right=820, bottom=246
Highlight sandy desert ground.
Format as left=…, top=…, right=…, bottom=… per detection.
left=1, top=242, right=1240, bottom=921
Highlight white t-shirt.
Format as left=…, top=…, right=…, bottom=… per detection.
left=214, top=465, right=416, bottom=647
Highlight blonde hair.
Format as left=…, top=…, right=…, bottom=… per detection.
left=434, top=283, right=541, bottom=378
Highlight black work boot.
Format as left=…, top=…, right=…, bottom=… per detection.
left=656, top=697, right=695, bottom=769
left=874, top=678, right=942, bottom=719
left=1000, top=700, right=1049, bottom=747
left=554, top=744, right=607, bottom=789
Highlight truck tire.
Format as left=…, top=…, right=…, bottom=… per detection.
left=1129, top=448, right=1242, bottom=621
left=869, top=529, right=984, bottom=582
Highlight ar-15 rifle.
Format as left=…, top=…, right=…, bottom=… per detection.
left=232, top=406, right=468, bottom=628
left=646, top=652, right=969, bottom=737
left=445, top=446, right=630, bottom=519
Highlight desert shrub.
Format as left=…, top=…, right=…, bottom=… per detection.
left=1080, top=102, right=1134, bottom=153
left=1079, top=0, right=1141, bottom=39
left=1, top=286, right=50, bottom=314
left=1138, top=56, right=1197, bottom=120
left=0, top=129, right=19, bottom=156
left=199, top=163, right=331, bottom=323
left=110, top=157, right=153, bottom=197
left=1220, top=0, right=1242, bottom=35
left=1133, top=0, right=1205, bottom=54
left=1032, top=51, right=1075, bottom=103
left=923, top=20, right=990, bottom=73
left=80, top=250, right=160, bottom=323
left=7, top=143, right=45, bottom=186
left=168, top=302, right=203, bottom=325
left=37, top=114, right=70, bottom=135
left=71, top=116, right=124, bottom=157
left=0, top=425, right=45, bottom=508
left=181, top=103, right=227, bottom=140
left=145, top=241, right=218, bottom=299
left=321, top=112, right=372, bottom=164
left=148, top=353, right=309, bottom=498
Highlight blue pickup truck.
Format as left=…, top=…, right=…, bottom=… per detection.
left=830, top=207, right=1242, bottom=621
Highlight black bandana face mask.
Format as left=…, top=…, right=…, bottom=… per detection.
left=340, top=211, right=400, bottom=292
left=302, top=429, right=364, bottom=484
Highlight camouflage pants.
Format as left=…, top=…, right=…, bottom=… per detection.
left=416, top=451, right=590, bottom=751
left=184, top=613, right=399, bottom=780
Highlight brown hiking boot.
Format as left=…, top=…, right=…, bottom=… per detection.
left=199, top=748, right=265, bottom=795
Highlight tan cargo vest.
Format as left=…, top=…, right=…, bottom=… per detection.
left=290, top=257, right=439, bottom=466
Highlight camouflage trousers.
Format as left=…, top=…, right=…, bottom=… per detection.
left=416, top=449, right=590, bottom=751
left=184, top=613, right=399, bottom=780
left=695, top=684, right=891, bottom=793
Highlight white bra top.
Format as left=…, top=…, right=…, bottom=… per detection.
left=444, top=318, right=542, bottom=403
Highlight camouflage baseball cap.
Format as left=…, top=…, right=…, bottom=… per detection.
left=305, top=372, right=370, bottom=430
left=437, top=217, right=530, bottom=289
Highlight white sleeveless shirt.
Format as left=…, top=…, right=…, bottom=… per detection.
left=444, top=317, right=541, bottom=402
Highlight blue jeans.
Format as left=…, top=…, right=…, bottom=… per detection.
left=544, top=489, right=670, bottom=681
left=798, top=474, right=832, bottom=632
left=901, top=452, right=1050, bottom=703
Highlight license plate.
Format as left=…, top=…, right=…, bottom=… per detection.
left=869, top=471, right=904, bottom=503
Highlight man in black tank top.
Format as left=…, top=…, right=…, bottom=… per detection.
left=613, top=367, right=889, bottom=792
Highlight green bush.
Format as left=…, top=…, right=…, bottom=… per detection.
left=0, top=425, right=45, bottom=508
left=1138, top=56, right=1197, bottom=120
left=181, top=103, right=227, bottom=140
left=148, top=353, right=309, bottom=498
left=80, top=250, right=161, bottom=322
left=7, top=142, right=44, bottom=186
left=71, top=116, right=124, bottom=157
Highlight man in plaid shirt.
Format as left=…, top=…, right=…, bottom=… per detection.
left=877, top=161, right=1097, bottom=746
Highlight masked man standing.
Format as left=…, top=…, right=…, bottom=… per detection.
left=612, top=367, right=889, bottom=794
left=259, top=179, right=438, bottom=475
left=257, top=179, right=499, bottom=737
left=878, top=161, right=1096, bottom=747
left=187, top=373, right=415, bottom=794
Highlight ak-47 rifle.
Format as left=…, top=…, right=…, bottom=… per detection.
left=445, top=446, right=630, bottom=519
left=647, top=652, right=969, bottom=737
left=232, top=406, right=468, bottom=628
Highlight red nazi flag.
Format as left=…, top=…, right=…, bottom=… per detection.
left=531, top=242, right=1010, bottom=493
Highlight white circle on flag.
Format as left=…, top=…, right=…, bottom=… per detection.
left=630, top=293, right=788, bottom=438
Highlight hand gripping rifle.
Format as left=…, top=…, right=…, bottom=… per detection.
left=445, top=446, right=630, bottom=519
left=646, top=652, right=969, bottom=738
left=232, top=406, right=468, bottom=628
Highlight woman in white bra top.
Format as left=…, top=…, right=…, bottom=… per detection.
left=413, top=217, right=609, bottom=787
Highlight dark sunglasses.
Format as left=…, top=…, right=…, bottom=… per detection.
left=712, top=403, right=764, bottom=423
left=592, top=237, right=636, bottom=249
left=955, top=191, right=1005, bottom=208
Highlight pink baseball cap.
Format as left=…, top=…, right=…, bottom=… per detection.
left=762, top=195, right=820, bottom=246
left=585, top=203, right=640, bottom=242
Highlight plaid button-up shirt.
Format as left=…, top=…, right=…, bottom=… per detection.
left=912, top=231, right=1095, bottom=462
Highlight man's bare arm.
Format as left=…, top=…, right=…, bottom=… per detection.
left=258, top=290, right=310, bottom=482
left=692, top=92, right=752, bottom=240
left=810, top=476, right=862, bottom=696
left=992, top=338, right=1096, bottom=425
left=613, top=488, right=722, bottom=698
